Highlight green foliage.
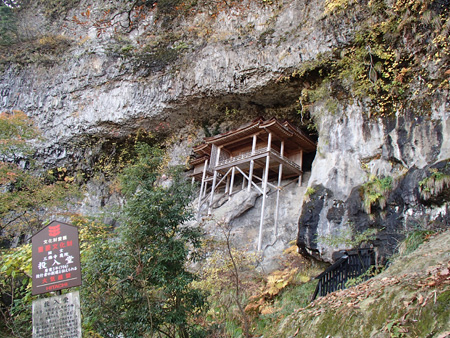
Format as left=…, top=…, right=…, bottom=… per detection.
left=294, top=0, right=450, bottom=118
left=361, top=175, right=393, bottom=214
left=0, top=111, right=80, bottom=240
left=419, top=168, right=450, bottom=201
left=0, top=4, right=17, bottom=45
left=82, top=143, right=206, bottom=338
left=134, top=40, right=186, bottom=72
left=201, top=119, right=222, bottom=138
left=0, top=111, right=39, bottom=161
left=191, top=228, right=260, bottom=337
left=304, top=186, right=316, bottom=199
left=249, top=256, right=326, bottom=338
left=324, top=0, right=351, bottom=14
left=345, top=265, right=384, bottom=288
left=398, top=229, right=434, bottom=255
left=0, top=244, right=32, bottom=337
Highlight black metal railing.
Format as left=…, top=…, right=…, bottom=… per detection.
left=311, top=249, right=375, bottom=301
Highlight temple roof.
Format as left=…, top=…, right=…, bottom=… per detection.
left=195, top=118, right=316, bottom=154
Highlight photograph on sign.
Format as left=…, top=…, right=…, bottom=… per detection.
left=32, top=221, right=82, bottom=295
left=32, top=291, right=81, bottom=338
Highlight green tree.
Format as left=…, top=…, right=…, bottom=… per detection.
left=0, top=110, right=81, bottom=336
left=0, top=3, right=17, bottom=45
left=82, top=143, right=206, bottom=338
left=0, top=111, right=79, bottom=241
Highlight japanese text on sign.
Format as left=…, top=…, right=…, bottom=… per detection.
left=32, top=291, right=81, bottom=338
left=32, top=221, right=82, bottom=295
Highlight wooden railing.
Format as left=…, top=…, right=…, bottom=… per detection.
left=311, top=249, right=375, bottom=301
left=217, top=148, right=302, bottom=172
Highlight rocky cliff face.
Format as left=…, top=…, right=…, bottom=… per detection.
left=1, top=0, right=448, bottom=263
left=299, top=103, right=450, bottom=262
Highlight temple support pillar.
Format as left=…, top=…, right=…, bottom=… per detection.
left=209, top=147, right=221, bottom=215
left=248, top=134, right=258, bottom=192
left=197, top=159, right=208, bottom=219
left=258, top=132, right=271, bottom=251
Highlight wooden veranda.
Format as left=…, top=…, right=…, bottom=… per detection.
left=190, top=118, right=316, bottom=251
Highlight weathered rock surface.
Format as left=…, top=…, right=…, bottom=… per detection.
left=1, top=0, right=336, bottom=158
left=299, top=107, right=450, bottom=262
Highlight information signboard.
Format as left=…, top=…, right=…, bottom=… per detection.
left=32, top=290, right=81, bottom=338
left=32, top=221, right=82, bottom=295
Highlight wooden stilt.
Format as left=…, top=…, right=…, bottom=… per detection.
left=209, top=147, right=221, bottom=215
left=248, top=161, right=254, bottom=192
left=274, top=141, right=284, bottom=234
left=208, top=171, right=217, bottom=215
left=197, top=159, right=208, bottom=218
left=298, top=149, right=303, bottom=186
left=248, top=134, right=258, bottom=192
left=203, top=182, right=208, bottom=199
left=229, top=166, right=235, bottom=196
left=258, top=155, right=270, bottom=251
left=258, top=132, right=271, bottom=251
left=274, top=163, right=283, bottom=236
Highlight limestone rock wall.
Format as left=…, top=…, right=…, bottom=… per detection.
left=298, top=104, right=450, bottom=262
left=0, top=0, right=336, bottom=161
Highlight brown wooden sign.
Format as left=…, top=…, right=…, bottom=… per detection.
left=32, top=221, right=82, bottom=295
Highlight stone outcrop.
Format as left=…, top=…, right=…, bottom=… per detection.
left=298, top=107, right=450, bottom=262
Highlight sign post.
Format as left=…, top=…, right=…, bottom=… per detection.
left=32, top=221, right=82, bottom=295
left=32, top=221, right=82, bottom=338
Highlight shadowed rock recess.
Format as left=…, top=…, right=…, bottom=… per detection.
left=1, top=0, right=449, bottom=263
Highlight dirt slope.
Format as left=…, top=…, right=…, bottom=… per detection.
left=276, top=230, right=450, bottom=338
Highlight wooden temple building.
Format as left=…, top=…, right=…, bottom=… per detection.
left=190, top=118, right=316, bottom=251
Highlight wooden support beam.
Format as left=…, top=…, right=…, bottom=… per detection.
left=258, top=154, right=270, bottom=251
left=298, top=149, right=303, bottom=186
left=274, top=161, right=283, bottom=236
left=248, top=134, right=257, bottom=192
left=209, top=147, right=221, bottom=215
left=197, top=159, right=208, bottom=218
left=235, top=167, right=263, bottom=194
left=229, top=166, right=235, bottom=196
left=258, top=132, right=272, bottom=251
left=208, top=171, right=217, bottom=215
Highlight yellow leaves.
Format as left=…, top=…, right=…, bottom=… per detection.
left=0, top=244, right=32, bottom=278
left=244, top=267, right=300, bottom=315
left=266, top=268, right=298, bottom=297
left=394, top=67, right=411, bottom=83
left=324, top=0, right=351, bottom=15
